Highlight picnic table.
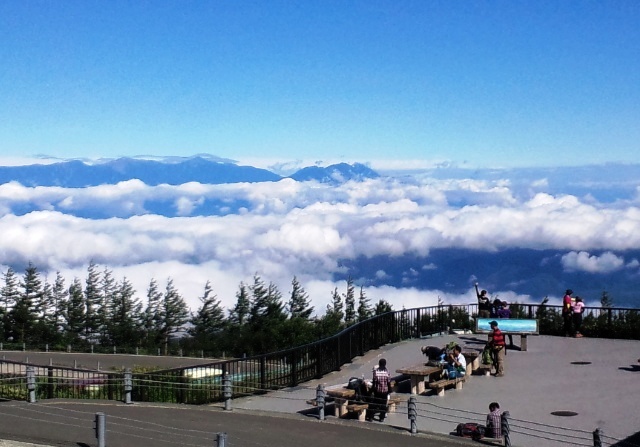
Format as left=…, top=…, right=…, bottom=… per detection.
left=325, top=387, right=356, bottom=417
left=395, top=364, right=443, bottom=395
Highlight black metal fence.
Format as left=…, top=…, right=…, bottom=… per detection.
left=1, top=302, right=638, bottom=405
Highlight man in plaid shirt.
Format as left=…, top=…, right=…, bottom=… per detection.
left=486, top=402, right=502, bottom=438
left=366, top=358, right=390, bottom=422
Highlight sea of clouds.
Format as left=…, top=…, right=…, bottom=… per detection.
left=1, top=164, right=640, bottom=314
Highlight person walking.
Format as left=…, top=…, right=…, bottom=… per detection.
left=488, top=320, right=506, bottom=377
left=366, top=358, right=390, bottom=422
left=562, top=289, right=574, bottom=336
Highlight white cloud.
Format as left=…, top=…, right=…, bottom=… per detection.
left=561, top=251, right=625, bottom=273
left=2, top=173, right=640, bottom=312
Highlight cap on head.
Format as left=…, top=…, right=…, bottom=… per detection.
left=489, top=320, right=498, bottom=327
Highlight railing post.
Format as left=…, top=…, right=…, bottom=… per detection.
left=501, top=410, right=511, bottom=447
left=26, top=365, right=36, bottom=403
left=216, top=432, right=227, bottom=447
left=47, top=366, right=54, bottom=399
left=290, top=350, right=298, bottom=387
left=223, top=373, right=232, bottom=411
left=415, top=308, right=421, bottom=338
left=94, top=412, right=106, bottom=447
left=316, top=384, right=325, bottom=421
left=408, top=395, right=417, bottom=434
left=593, top=427, right=602, bottom=447
left=124, top=368, right=132, bottom=404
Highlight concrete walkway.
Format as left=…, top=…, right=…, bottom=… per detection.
left=231, top=334, right=640, bottom=447
left=1, top=334, right=638, bottom=447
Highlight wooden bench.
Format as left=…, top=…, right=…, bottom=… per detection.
left=386, top=396, right=402, bottom=413
left=345, top=403, right=369, bottom=421
left=427, top=375, right=466, bottom=397
left=462, top=351, right=480, bottom=375
left=476, top=364, right=492, bottom=376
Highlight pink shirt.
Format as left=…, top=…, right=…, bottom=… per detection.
left=572, top=301, right=584, bottom=314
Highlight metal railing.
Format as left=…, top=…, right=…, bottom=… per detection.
left=1, top=302, right=638, bottom=405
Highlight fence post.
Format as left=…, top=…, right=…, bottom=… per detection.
left=501, top=410, right=511, bottom=447
left=315, top=384, right=325, bottom=421
left=223, top=373, right=232, bottom=411
left=124, top=368, right=133, bottom=404
left=216, top=432, right=227, bottom=447
left=408, top=395, right=417, bottom=434
left=67, top=344, right=71, bottom=353
left=593, top=428, right=602, bottom=447
left=45, top=343, right=49, bottom=353
left=26, top=365, right=36, bottom=403
left=94, top=412, right=106, bottom=447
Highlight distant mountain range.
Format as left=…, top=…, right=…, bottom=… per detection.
left=0, top=156, right=379, bottom=187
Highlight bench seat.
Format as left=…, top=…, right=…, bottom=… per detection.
left=346, top=403, right=369, bottom=421
left=427, top=376, right=466, bottom=397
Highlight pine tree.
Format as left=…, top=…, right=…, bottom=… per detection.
left=159, top=278, right=189, bottom=354
left=97, top=267, right=117, bottom=344
left=329, top=287, right=344, bottom=321
left=601, top=291, right=614, bottom=308
left=248, top=275, right=287, bottom=353
left=189, top=281, right=226, bottom=344
left=50, top=272, right=68, bottom=334
left=65, top=278, right=86, bottom=342
left=287, top=276, right=314, bottom=320
left=0, top=267, right=20, bottom=340
left=343, top=276, right=356, bottom=325
left=8, top=262, right=42, bottom=343
left=374, top=299, right=393, bottom=315
left=143, top=278, right=163, bottom=347
left=108, top=277, right=143, bottom=347
left=84, top=261, right=102, bottom=341
left=229, top=282, right=250, bottom=326
left=357, top=286, right=372, bottom=321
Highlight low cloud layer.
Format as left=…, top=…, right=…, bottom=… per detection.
left=1, top=172, right=639, bottom=312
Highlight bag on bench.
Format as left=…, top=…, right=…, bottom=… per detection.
left=456, top=422, right=485, bottom=440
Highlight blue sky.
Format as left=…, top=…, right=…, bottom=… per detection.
left=1, top=1, right=639, bottom=168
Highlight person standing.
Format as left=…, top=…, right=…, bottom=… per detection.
left=485, top=402, right=503, bottom=439
left=488, top=320, right=506, bottom=377
left=572, top=296, right=585, bottom=338
left=496, top=301, right=514, bottom=347
left=475, top=283, right=492, bottom=318
left=562, top=289, right=574, bottom=336
left=366, top=358, right=390, bottom=422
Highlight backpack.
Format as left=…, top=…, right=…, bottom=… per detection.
left=456, top=422, right=485, bottom=440
left=482, top=347, right=493, bottom=365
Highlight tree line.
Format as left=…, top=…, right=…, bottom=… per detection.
left=0, top=262, right=394, bottom=357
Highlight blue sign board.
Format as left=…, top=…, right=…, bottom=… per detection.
left=475, top=318, right=539, bottom=334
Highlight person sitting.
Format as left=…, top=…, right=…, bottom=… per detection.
left=485, top=402, right=502, bottom=438
left=443, top=344, right=467, bottom=379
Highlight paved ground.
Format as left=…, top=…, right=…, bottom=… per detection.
left=1, top=334, right=639, bottom=447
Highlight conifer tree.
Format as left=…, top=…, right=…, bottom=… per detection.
left=159, top=278, right=189, bottom=354
left=143, top=278, right=163, bottom=346
left=97, top=267, right=117, bottom=344
left=84, top=261, right=102, bottom=341
left=8, top=262, right=42, bottom=343
left=374, top=299, right=393, bottom=315
left=65, top=278, right=86, bottom=342
left=50, top=272, right=69, bottom=334
left=248, top=275, right=287, bottom=353
left=189, top=281, right=226, bottom=345
left=228, top=282, right=250, bottom=326
left=108, top=277, right=143, bottom=347
left=287, top=276, right=314, bottom=320
left=0, top=267, right=20, bottom=339
left=357, top=286, right=372, bottom=321
left=343, top=276, right=356, bottom=325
